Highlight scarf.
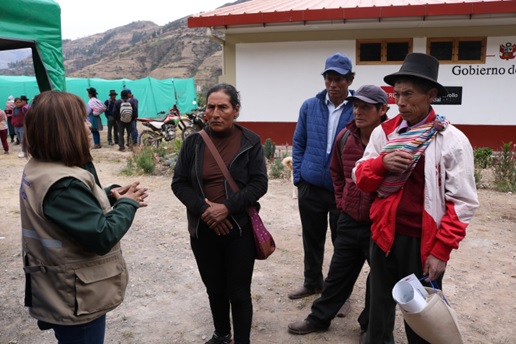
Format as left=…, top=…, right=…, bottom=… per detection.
left=376, top=114, right=449, bottom=199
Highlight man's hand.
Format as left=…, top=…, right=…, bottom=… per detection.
left=382, top=151, right=414, bottom=173
left=201, top=199, right=232, bottom=235
left=423, top=254, right=446, bottom=281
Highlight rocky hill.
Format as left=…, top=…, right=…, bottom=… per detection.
left=0, top=15, right=227, bottom=93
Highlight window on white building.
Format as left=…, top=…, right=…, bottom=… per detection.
left=428, top=37, right=486, bottom=63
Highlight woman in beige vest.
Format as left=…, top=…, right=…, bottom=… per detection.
left=20, top=91, right=148, bottom=344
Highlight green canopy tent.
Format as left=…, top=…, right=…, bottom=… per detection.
left=0, top=0, right=65, bottom=91
left=0, top=76, right=199, bottom=122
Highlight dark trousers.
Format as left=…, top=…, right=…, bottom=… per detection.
left=7, top=117, right=16, bottom=142
left=118, top=121, right=133, bottom=149
left=0, top=129, right=8, bottom=152
left=52, top=314, right=106, bottom=344
left=191, top=222, right=256, bottom=344
left=131, top=120, right=138, bottom=143
left=297, top=182, right=339, bottom=289
left=367, top=235, right=442, bottom=344
left=307, top=212, right=371, bottom=331
left=106, top=116, right=118, bottom=143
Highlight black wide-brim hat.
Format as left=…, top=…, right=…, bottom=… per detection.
left=384, top=53, right=448, bottom=97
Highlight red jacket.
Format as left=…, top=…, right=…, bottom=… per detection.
left=353, top=111, right=479, bottom=266
left=330, top=121, right=376, bottom=224
left=12, top=106, right=27, bottom=127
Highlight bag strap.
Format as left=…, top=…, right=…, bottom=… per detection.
left=338, top=129, right=351, bottom=156
left=199, top=130, right=240, bottom=192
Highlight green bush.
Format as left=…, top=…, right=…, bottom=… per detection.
left=134, top=147, right=156, bottom=174
left=268, top=158, right=284, bottom=179
left=473, top=147, right=493, bottom=187
left=493, top=141, right=516, bottom=192
left=264, top=138, right=276, bottom=161
left=474, top=147, right=493, bottom=169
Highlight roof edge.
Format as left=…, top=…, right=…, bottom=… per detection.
left=188, top=2, right=516, bottom=28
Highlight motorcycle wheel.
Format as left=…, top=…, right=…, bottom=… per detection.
left=182, top=125, right=200, bottom=140
left=139, top=130, right=161, bottom=147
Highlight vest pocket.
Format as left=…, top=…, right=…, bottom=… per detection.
left=74, top=257, right=128, bottom=316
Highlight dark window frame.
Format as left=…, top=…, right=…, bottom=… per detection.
left=356, top=39, right=413, bottom=65
left=427, top=37, right=486, bottom=64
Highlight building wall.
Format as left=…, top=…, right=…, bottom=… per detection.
left=220, top=24, right=516, bottom=149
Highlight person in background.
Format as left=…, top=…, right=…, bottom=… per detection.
left=289, top=52, right=355, bottom=317
left=352, top=53, right=479, bottom=343
left=125, top=89, right=139, bottom=145
left=172, top=83, right=268, bottom=344
left=114, top=90, right=135, bottom=152
left=0, top=107, right=8, bottom=154
left=12, top=97, right=28, bottom=158
left=288, top=85, right=389, bottom=344
left=86, top=88, right=104, bottom=149
left=104, top=90, right=119, bottom=146
left=5, top=95, right=16, bottom=144
left=20, top=95, right=30, bottom=110
left=20, top=90, right=148, bottom=344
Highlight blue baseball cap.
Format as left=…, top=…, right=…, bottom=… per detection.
left=124, top=88, right=132, bottom=94
left=322, top=53, right=353, bottom=76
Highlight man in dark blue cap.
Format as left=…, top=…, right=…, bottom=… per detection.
left=290, top=53, right=355, bottom=316
left=125, top=89, right=139, bottom=145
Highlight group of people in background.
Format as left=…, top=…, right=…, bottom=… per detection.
left=17, top=51, right=479, bottom=344
left=86, top=87, right=139, bottom=151
left=1, top=95, right=30, bottom=157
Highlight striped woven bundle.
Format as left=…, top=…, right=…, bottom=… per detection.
left=376, top=115, right=449, bottom=199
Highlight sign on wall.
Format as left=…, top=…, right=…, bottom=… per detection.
left=381, top=86, right=463, bottom=105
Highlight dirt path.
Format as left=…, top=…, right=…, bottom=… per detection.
left=1, top=142, right=515, bottom=344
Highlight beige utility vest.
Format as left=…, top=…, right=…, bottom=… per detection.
left=20, top=159, right=128, bottom=325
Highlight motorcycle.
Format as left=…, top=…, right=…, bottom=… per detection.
left=184, top=106, right=208, bottom=132
left=136, top=111, right=187, bottom=147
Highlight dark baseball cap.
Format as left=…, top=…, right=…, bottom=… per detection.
left=346, top=85, right=388, bottom=104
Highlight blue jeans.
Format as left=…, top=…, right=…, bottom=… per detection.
left=14, top=126, right=24, bottom=147
left=91, top=130, right=100, bottom=145
left=53, top=315, right=106, bottom=344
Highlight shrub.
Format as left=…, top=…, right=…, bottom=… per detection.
left=268, top=158, right=284, bottom=179
left=264, top=138, right=276, bottom=161
left=493, top=141, right=516, bottom=192
left=473, top=147, right=493, bottom=187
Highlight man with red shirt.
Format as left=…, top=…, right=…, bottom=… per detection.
left=352, top=53, right=479, bottom=343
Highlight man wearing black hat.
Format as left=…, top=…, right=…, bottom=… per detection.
left=104, top=90, right=119, bottom=145
left=352, top=53, right=479, bottom=343
left=290, top=53, right=355, bottom=312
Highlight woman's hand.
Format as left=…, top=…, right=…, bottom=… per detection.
left=201, top=199, right=232, bottom=235
left=111, top=181, right=149, bottom=207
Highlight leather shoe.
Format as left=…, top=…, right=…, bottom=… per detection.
left=288, top=286, right=322, bottom=300
left=359, top=331, right=367, bottom=344
left=336, top=298, right=352, bottom=318
left=287, top=319, right=323, bottom=335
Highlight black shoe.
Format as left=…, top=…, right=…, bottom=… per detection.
left=287, top=319, right=324, bottom=335
left=205, top=333, right=232, bottom=344
left=288, top=286, right=322, bottom=300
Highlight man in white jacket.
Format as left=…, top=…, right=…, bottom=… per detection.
left=352, top=53, right=479, bottom=344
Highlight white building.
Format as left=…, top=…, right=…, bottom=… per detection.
left=189, top=0, right=516, bottom=149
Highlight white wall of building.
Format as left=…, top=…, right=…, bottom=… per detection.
left=236, top=38, right=516, bottom=125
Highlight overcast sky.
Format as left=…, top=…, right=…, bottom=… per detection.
left=54, top=0, right=234, bottom=40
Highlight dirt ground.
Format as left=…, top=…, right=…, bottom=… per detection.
left=1, top=135, right=515, bottom=344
